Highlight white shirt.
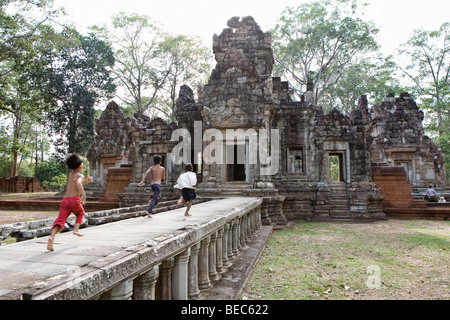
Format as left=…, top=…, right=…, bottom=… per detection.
left=174, top=171, right=197, bottom=189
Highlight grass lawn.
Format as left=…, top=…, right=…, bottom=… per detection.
left=242, top=219, right=449, bottom=300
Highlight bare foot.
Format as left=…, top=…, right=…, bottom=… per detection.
left=47, top=236, right=54, bottom=251
left=145, top=211, right=152, bottom=218
left=184, top=213, right=192, bottom=217
left=73, top=231, right=84, bottom=237
left=177, top=197, right=184, bottom=206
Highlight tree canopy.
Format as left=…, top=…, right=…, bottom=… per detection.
left=272, top=0, right=380, bottom=106
left=91, top=12, right=212, bottom=120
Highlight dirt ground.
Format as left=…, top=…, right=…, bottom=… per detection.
left=0, top=210, right=59, bottom=225
left=0, top=192, right=59, bottom=225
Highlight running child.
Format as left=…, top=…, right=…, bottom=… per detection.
left=174, top=163, right=197, bottom=216
left=47, top=153, right=92, bottom=251
left=138, top=154, right=165, bottom=218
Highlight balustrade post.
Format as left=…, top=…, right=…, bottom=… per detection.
left=133, top=265, right=159, bottom=300
left=246, top=212, right=252, bottom=240
left=156, top=258, right=174, bottom=300
left=231, top=219, right=239, bottom=256
left=216, top=228, right=224, bottom=273
left=227, top=222, right=233, bottom=260
left=240, top=217, right=246, bottom=248
left=222, top=223, right=230, bottom=267
left=188, top=243, right=201, bottom=300
left=209, top=231, right=219, bottom=281
left=110, top=279, right=133, bottom=300
left=198, top=236, right=212, bottom=290
left=171, top=248, right=191, bottom=300
left=252, top=209, right=257, bottom=234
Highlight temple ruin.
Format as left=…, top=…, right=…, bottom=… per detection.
left=86, top=16, right=447, bottom=223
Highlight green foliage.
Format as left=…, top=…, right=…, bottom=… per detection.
left=1, top=0, right=62, bottom=176
left=40, top=28, right=116, bottom=157
left=397, top=22, right=450, bottom=180
left=273, top=0, right=379, bottom=106
left=35, top=160, right=66, bottom=190
left=397, top=22, right=450, bottom=136
left=91, top=12, right=212, bottom=120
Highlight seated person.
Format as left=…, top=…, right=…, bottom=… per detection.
left=424, top=185, right=438, bottom=202
left=438, top=197, right=447, bottom=203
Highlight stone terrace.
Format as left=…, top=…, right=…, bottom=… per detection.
left=0, top=197, right=268, bottom=300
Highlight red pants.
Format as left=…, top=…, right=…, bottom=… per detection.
left=52, top=196, right=85, bottom=231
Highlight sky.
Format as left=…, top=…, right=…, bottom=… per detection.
left=51, top=0, right=450, bottom=56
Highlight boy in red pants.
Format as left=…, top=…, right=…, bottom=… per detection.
left=47, top=153, right=92, bottom=251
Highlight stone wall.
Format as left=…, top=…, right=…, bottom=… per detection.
left=0, top=177, right=43, bottom=193
left=370, top=93, right=446, bottom=188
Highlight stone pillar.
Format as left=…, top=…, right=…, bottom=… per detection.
left=133, top=265, right=159, bottom=300
left=256, top=206, right=262, bottom=229
left=231, top=219, right=239, bottom=256
left=156, top=258, right=174, bottom=300
left=216, top=228, right=224, bottom=273
left=227, top=222, right=233, bottom=261
left=110, top=279, right=133, bottom=300
left=198, top=236, right=212, bottom=290
left=188, top=243, right=201, bottom=299
left=222, top=223, right=230, bottom=267
left=171, top=248, right=191, bottom=300
left=209, top=231, right=219, bottom=281
left=240, top=217, right=246, bottom=248
left=237, top=218, right=242, bottom=251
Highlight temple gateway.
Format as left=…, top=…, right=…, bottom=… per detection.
left=86, top=16, right=447, bottom=224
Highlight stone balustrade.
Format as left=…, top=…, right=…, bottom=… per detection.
left=6, top=197, right=263, bottom=300
left=95, top=199, right=262, bottom=300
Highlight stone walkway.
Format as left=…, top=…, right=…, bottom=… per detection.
left=0, top=197, right=264, bottom=300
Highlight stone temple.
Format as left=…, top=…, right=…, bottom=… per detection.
left=86, top=16, right=447, bottom=224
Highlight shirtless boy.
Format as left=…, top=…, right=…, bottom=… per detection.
left=138, top=154, right=165, bottom=218
left=47, top=153, right=93, bottom=251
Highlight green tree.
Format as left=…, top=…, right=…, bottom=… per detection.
left=40, top=28, right=116, bottom=157
left=397, top=23, right=450, bottom=180
left=322, top=54, right=405, bottom=113
left=35, top=158, right=66, bottom=190
left=0, top=0, right=60, bottom=92
left=158, top=34, right=212, bottom=121
left=1, top=0, right=61, bottom=176
left=92, top=12, right=212, bottom=120
left=397, top=22, right=450, bottom=137
left=273, top=0, right=379, bottom=105
left=91, top=13, right=167, bottom=117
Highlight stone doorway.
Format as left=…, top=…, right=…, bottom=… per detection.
left=329, top=153, right=344, bottom=182
left=227, top=144, right=246, bottom=182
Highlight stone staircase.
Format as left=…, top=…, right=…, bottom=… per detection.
left=329, top=183, right=352, bottom=219
left=314, top=182, right=354, bottom=221
left=411, top=187, right=450, bottom=202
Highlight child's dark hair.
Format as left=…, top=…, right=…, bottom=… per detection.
left=66, top=153, right=83, bottom=170
left=185, top=163, right=193, bottom=171
left=154, top=154, right=162, bottom=164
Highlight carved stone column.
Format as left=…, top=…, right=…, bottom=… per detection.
left=216, top=228, right=224, bottom=273
left=209, top=231, right=219, bottom=281
left=227, top=222, right=234, bottom=261
left=133, top=265, right=160, bottom=300
left=198, top=236, right=212, bottom=290
left=188, top=243, right=201, bottom=300
left=240, top=217, right=246, bottom=248
left=222, top=223, right=230, bottom=267
left=231, top=219, right=239, bottom=255
left=156, top=258, right=174, bottom=300
left=171, top=248, right=191, bottom=300
left=110, top=279, right=133, bottom=300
